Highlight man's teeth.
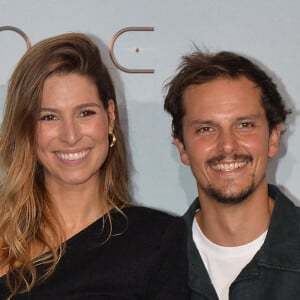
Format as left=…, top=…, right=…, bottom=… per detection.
left=212, top=161, right=247, bottom=171
left=56, top=150, right=89, bottom=161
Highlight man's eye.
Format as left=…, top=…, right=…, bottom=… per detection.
left=240, top=122, right=254, bottom=128
left=197, top=127, right=213, bottom=133
left=40, top=114, right=56, bottom=121
left=80, top=110, right=96, bottom=117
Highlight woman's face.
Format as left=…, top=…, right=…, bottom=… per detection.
left=35, top=73, right=115, bottom=189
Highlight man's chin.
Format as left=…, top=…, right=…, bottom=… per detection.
left=206, top=184, right=254, bottom=205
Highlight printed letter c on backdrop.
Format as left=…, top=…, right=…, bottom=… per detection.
left=110, top=26, right=154, bottom=74
left=0, top=26, right=31, bottom=49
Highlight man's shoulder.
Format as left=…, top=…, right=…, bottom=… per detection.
left=182, top=198, right=199, bottom=229
left=269, top=184, right=300, bottom=210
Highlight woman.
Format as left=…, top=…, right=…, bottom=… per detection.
left=0, top=33, right=189, bottom=299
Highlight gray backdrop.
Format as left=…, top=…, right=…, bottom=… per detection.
left=0, top=0, right=299, bottom=215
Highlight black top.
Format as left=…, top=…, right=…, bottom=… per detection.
left=0, top=206, right=189, bottom=300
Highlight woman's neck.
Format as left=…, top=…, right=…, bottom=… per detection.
left=46, top=178, right=107, bottom=239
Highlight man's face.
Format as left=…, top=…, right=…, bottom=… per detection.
left=174, top=76, right=281, bottom=204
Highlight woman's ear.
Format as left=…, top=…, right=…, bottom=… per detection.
left=107, top=99, right=116, bottom=131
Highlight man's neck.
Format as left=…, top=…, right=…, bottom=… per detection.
left=196, top=185, right=274, bottom=246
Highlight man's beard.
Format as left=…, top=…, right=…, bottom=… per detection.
left=204, top=153, right=254, bottom=205
left=205, top=181, right=254, bottom=205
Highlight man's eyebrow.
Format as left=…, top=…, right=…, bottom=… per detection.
left=189, top=119, right=215, bottom=126
left=187, top=114, right=263, bottom=126
left=235, top=114, right=262, bottom=121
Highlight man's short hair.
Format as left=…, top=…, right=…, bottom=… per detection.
left=164, top=50, right=291, bottom=142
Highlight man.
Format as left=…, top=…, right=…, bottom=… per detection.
left=164, top=51, right=300, bottom=299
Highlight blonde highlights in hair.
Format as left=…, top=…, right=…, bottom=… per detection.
left=0, top=33, right=130, bottom=298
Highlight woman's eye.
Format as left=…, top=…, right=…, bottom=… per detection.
left=79, top=110, right=96, bottom=117
left=40, top=114, right=57, bottom=121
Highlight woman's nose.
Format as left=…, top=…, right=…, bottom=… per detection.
left=59, top=119, right=81, bottom=145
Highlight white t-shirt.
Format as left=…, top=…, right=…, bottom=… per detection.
left=192, top=217, right=267, bottom=300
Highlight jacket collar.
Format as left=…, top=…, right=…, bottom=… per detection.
left=184, top=195, right=218, bottom=297
left=184, top=184, right=300, bottom=294
left=251, top=185, right=300, bottom=269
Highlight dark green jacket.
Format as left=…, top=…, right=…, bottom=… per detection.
left=184, top=184, right=300, bottom=299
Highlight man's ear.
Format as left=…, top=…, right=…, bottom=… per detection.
left=107, top=99, right=115, bottom=132
left=174, top=137, right=190, bottom=165
left=268, top=124, right=281, bottom=158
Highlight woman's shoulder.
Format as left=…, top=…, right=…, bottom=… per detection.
left=116, top=205, right=185, bottom=237
left=123, top=205, right=178, bottom=222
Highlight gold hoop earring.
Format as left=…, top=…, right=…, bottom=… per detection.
left=109, top=131, right=116, bottom=148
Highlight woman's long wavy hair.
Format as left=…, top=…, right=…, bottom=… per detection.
left=0, top=33, right=130, bottom=298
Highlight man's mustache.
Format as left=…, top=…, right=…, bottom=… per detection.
left=207, top=153, right=254, bottom=165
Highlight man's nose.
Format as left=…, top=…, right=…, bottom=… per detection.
left=218, top=129, right=238, bottom=154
